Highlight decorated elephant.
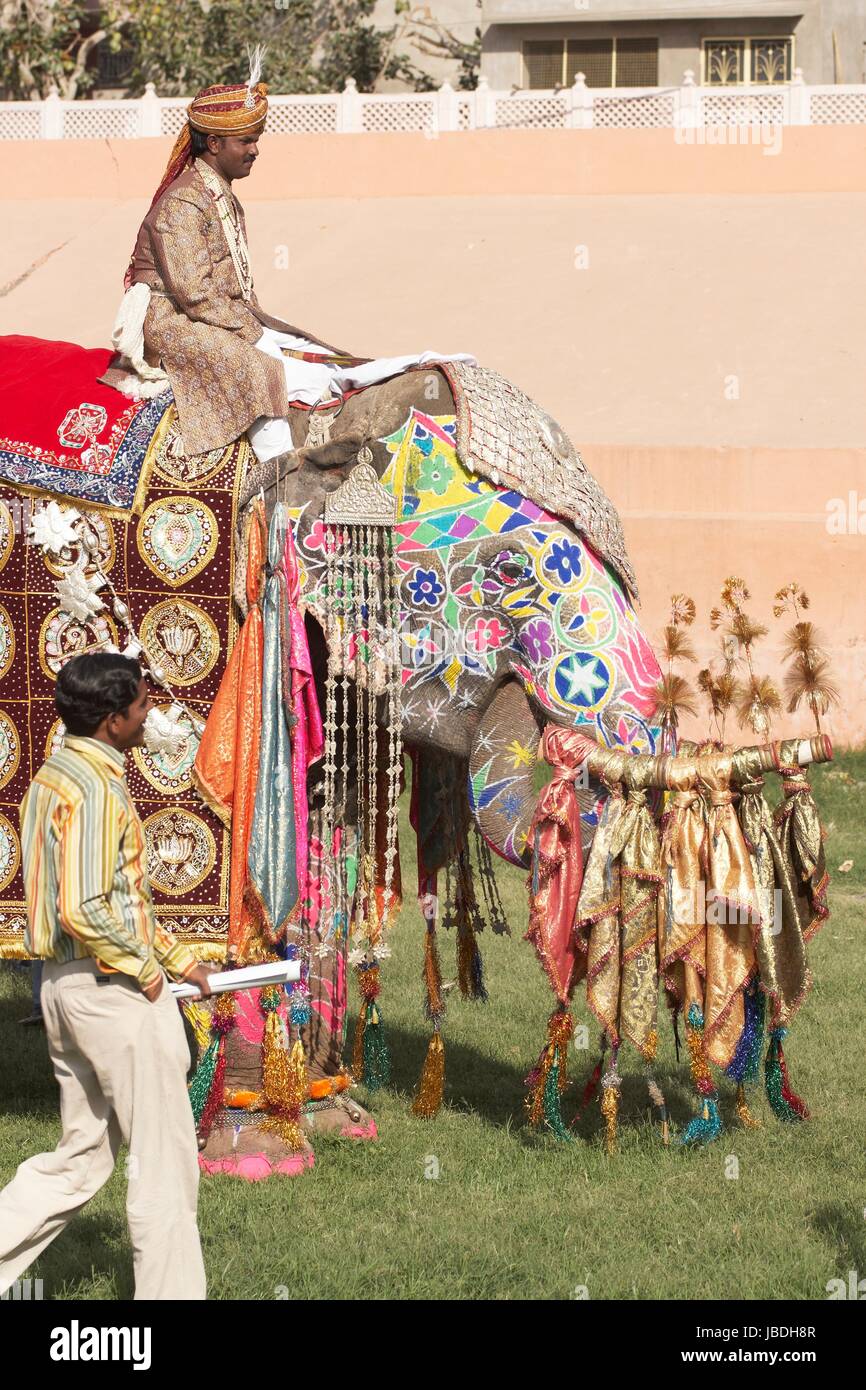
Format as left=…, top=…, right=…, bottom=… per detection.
left=194, top=359, right=665, bottom=1159
left=0, top=335, right=661, bottom=1169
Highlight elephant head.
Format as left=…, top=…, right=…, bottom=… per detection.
left=241, top=372, right=662, bottom=867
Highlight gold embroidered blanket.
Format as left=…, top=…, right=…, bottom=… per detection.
left=0, top=405, right=253, bottom=961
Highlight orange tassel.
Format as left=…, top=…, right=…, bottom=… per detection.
left=412, top=1032, right=445, bottom=1118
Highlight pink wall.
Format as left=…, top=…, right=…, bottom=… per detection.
left=585, top=446, right=865, bottom=750
left=2, top=125, right=863, bottom=744
left=5, top=125, right=866, bottom=199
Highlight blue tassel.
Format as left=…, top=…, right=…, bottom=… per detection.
left=744, top=988, right=765, bottom=1085
left=290, top=999, right=311, bottom=1027
left=725, top=979, right=762, bottom=1084
left=679, top=1097, right=722, bottom=1147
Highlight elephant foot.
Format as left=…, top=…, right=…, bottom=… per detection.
left=198, top=1112, right=315, bottom=1180
left=302, top=1093, right=378, bottom=1141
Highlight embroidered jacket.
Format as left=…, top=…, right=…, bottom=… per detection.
left=128, top=164, right=350, bottom=455
left=19, top=735, right=199, bottom=988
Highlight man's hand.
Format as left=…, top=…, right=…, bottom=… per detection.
left=183, top=964, right=213, bottom=1001
left=141, top=974, right=164, bottom=1003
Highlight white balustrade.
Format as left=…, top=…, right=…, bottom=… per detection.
left=2, top=75, right=866, bottom=139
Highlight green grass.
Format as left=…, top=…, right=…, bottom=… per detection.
left=1, top=752, right=864, bottom=1300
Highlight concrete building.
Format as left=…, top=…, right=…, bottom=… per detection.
left=82, top=1, right=866, bottom=96
left=480, top=1, right=866, bottom=88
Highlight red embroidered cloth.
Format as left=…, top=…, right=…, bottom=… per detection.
left=0, top=336, right=169, bottom=514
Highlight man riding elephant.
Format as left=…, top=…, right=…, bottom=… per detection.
left=104, top=60, right=474, bottom=461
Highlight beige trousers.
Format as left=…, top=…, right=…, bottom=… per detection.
left=0, top=958, right=206, bottom=1300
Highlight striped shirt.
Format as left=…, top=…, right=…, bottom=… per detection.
left=19, top=735, right=198, bottom=989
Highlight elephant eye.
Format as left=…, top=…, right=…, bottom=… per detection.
left=498, top=557, right=527, bottom=578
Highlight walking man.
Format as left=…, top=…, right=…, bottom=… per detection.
left=0, top=653, right=212, bottom=1300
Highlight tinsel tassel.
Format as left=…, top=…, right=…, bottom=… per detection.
left=188, top=990, right=235, bottom=1133
left=362, top=998, right=391, bottom=1090
left=680, top=1002, right=723, bottom=1147
left=198, top=1047, right=226, bottom=1139
left=541, top=1054, right=573, bottom=1142
left=289, top=955, right=312, bottom=1028
left=182, top=999, right=215, bottom=1054
left=470, top=936, right=487, bottom=1002
left=744, top=987, right=766, bottom=1085
left=422, top=921, right=443, bottom=1023
left=575, top=1035, right=608, bottom=1125
left=353, top=963, right=391, bottom=1089
left=765, top=1027, right=810, bottom=1122
left=725, top=978, right=764, bottom=1086
left=680, top=1096, right=722, bottom=1146
left=412, top=1031, right=445, bottom=1118
left=525, top=1010, right=575, bottom=1142
left=600, top=1076, right=620, bottom=1155
left=187, top=1034, right=221, bottom=1127
left=261, top=1022, right=307, bottom=1151
left=456, top=914, right=488, bottom=1002
left=352, top=1004, right=366, bottom=1080
left=735, top=1081, right=762, bottom=1130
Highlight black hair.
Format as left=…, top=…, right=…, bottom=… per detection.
left=55, top=653, right=143, bottom=737
left=190, top=125, right=217, bottom=157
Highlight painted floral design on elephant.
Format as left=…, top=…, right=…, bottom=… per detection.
left=384, top=409, right=660, bottom=750
left=288, top=406, right=660, bottom=753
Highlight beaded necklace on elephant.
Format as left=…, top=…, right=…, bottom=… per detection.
left=319, top=458, right=402, bottom=1088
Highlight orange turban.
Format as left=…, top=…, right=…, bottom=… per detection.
left=123, top=81, right=268, bottom=288
left=188, top=80, right=269, bottom=135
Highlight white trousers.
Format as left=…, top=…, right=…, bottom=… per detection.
left=247, top=326, right=477, bottom=464
left=0, top=959, right=206, bottom=1300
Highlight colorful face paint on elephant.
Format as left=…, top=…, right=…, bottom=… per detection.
left=285, top=408, right=661, bottom=867
left=391, top=411, right=658, bottom=750
left=290, top=407, right=660, bottom=753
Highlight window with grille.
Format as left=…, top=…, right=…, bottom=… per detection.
left=704, top=40, right=745, bottom=85
left=703, top=37, right=793, bottom=85
left=614, top=37, right=659, bottom=86
left=751, top=38, right=792, bottom=83
left=524, top=37, right=658, bottom=89
left=524, top=40, right=567, bottom=89
left=566, top=40, right=613, bottom=88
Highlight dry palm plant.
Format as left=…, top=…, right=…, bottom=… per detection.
left=710, top=577, right=781, bottom=739
left=653, top=594, right=698, bottom=749
left=696, top=658, right=738, bottom=746
left=773, top=582, right=839, bottom=734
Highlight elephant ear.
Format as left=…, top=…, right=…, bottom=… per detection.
left=468, top=680, right=545, bottom=869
